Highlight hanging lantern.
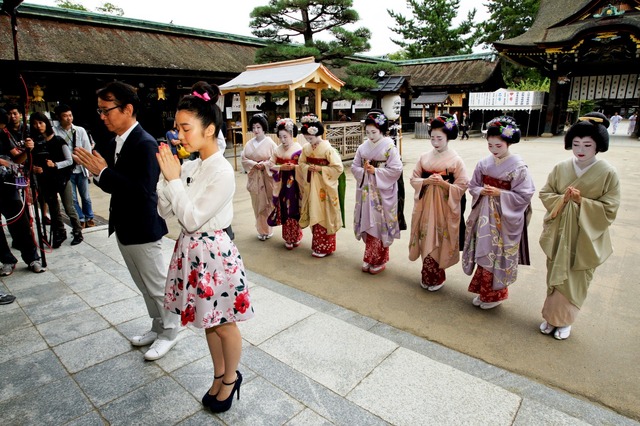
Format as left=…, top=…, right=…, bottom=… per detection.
left=381, top=94, right=401, bottom=120
left=157, top=85, right=166, bottom=101
left=32, top=84, right=45, bottom=102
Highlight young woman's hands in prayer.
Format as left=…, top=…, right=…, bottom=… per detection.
left=157, top=143, right=181, bottom=181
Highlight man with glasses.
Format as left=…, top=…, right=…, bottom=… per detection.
left=73, top=81, right=180, bottom=361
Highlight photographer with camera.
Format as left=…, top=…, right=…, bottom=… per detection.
left=0, top=108, right=45, bottom=276
left=29, top=112, right=83, bottom=248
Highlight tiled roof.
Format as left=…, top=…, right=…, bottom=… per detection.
left=0, top=4, right=264, bottom=73
left=372, top=75, right=407, bottom=92
left=413, top=92, right=451, bottom=105
left=399, top=54, right=500, bottom=87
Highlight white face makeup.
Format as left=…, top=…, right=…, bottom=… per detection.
left=572, top=136, right=597, bottom=166
left=252, top=123, right=265, bottom=136
left=365, top=125, right=383, bottom=143
left=487, top=136, right=509, bottom=159
left=278, top=130, right=294, bottom=147
left=430, top=128, right=448, bottom=153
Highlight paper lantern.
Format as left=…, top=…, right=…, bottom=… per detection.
left=382, top=94, right=401, bottom=120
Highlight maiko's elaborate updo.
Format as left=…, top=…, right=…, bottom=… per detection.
left=177, top=81, right=223, bottom=136
left=429, top=113, right=459, bottom=140
left=564, top=112, right=610, bottom=152
left=300, top=113, right=324, bottom=136
left=486, top=115, right=521, bottom=144
left=364, top=110, right=389, bottom=134
left=276, top=118, right=298, bottom=137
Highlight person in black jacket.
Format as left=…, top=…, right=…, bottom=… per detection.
left=73, top=81, right=180, bottom=361
left=0, top=108, right=45, bottom=276
left=29, top=112, right=83, bottom=247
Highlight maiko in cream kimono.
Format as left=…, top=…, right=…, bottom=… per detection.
left=539, top=158, right=620, bottom=325
left=298, top=140, right=343, bottom=241
left=241, top=136, right=277, bottom=237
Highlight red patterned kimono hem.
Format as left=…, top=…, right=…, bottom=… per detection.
left=283, top=218, right=303, bottom=245
left=312, top=224, right=336, bottom=255
left=468, top=266, right=508, bottom=302
left=364, top=233, right=389, bottom=266
left=422, top=255, right=446, bottom=286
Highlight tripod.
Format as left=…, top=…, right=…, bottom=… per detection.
left=2, top=0, right=47, bottom=266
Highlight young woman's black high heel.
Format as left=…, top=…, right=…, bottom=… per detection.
left=201, top=372, right=224, bottom=406
left=207, top=370, right=242, bottom=413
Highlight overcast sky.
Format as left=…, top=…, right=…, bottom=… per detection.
left=24, top=0, right=489, bottom=56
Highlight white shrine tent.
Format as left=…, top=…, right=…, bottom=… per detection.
left=219, top=57, right=344, bottom=143
left=469, top=88, right=546, bottom=137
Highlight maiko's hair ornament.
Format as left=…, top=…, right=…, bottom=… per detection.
left=276, top=118, right=298, bottom=137
left=486, top=115, right=521, bottom=144
left=430, top=113, right=458, bottom=140
left=300, top=114, right=324, bottom=136
left=364, top=110, right=389, bottom=134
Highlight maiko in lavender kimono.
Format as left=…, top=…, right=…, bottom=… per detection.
left=462, top=116, right=535, bottom=310
left=352, top=111, right=403, bottom=275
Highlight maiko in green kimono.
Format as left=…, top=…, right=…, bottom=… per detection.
left=539, top=112, right=620, bottom=340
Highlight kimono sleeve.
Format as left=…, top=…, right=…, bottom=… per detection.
left=351, top=145, right=365, bottom=184
left=240, top=146, right=257, bottom=173
left=574, top=168, right=620, bottom=269
left=448, top=156, right=469, bottom=211
left=322, top=145, right=344, bottom=181
left=539, top=163, right=564, bottom=215
left=374, top=144, right=403, bottom=190
left=498, top=164, right=535, bottom=236
left=409, top=154, right=427, bottom=198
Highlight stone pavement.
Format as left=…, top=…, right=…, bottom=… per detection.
left=1, top=225, right=638, bottom=425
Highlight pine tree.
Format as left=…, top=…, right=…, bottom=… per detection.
left=388, top=0, right=476, bottom=59
left=475, top=0, right=540, bottom=48
left=475, top=0, right=542, bottom=87
left=250, top=0, right=371, bottom=67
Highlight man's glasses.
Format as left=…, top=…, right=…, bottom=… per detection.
left=96, top=105, right=120, bottom=116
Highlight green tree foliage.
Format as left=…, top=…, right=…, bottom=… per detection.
left=55, top=0, right=88, bottom=11
left=475, top=0, right=544, bottom=90
left=249, top=0, right=371, bottom=66
left=510, top=77, right=550, bottom=92
left=567, top=99, right=597, bottom=123
left=475, top=0, right=540, bottom=47
left=55, top=0, right=125, bottom=16
left=388, top=0, right=476, bottom=59
left=96, top=2, right=124, bottom=16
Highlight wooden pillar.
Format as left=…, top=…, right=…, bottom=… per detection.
left=240, top=91, right=248, bottom=145
left=288, top=89, right=296, bottom=121
left=421, top=105, right=425, bottom=123
left=315, top=87, right=322, bottom=118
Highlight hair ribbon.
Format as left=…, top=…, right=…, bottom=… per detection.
left=192, top=91, right=211, bottom=102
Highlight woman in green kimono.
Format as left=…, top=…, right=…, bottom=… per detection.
left=539, top=112, right=620, bottom=340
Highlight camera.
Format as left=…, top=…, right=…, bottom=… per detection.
left=0, top=155, right=15, bottom=185
left=30, top=136, right=49, bottom=168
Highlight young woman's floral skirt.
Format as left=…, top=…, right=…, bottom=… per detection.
left=164, top=229, right=254, bottom=329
